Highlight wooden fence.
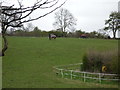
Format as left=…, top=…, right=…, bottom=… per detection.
left=53, top=63, right=119, bottom=83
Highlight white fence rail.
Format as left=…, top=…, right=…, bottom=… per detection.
left=53, top=63, right=119, bottom=83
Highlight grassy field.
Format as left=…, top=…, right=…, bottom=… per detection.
left=2, top=36, right=119, bottom=88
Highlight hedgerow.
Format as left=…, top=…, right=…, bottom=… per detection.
left=81, top=50, right=118, bottom=74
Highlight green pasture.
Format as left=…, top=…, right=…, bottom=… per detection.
left=2, top=37, right=119, bottom=88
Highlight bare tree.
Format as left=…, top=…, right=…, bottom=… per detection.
left=0, top=0, right=67, bottom=56
left=53, top=8, right=76, bottom=36
left=25, top=22, right=34, bottom=32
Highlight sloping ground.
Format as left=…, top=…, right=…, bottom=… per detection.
left=2, top=37, right=118, bottom=88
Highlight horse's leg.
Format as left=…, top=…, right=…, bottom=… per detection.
left=49, top=37, right=51, bottom=40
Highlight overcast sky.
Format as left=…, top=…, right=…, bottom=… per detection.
left=1, top=0, right=120, bottom=36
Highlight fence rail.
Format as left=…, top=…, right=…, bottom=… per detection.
left=53, top=63, right=119, bottom=83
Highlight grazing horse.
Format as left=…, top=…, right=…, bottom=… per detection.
left=49, top=34, right=56, bottom=40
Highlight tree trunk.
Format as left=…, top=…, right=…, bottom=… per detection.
left=0, top=22, right=8, bottom=57
left=113, top=32, right=116, bottom=39
left=113, top=30, right=116, bottom=39
left=0, top=34, right=8, bottom=56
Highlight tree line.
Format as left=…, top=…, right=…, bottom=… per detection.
left=6, top=26, right=108, bottom=39
left=4, top=9, right=120, bottom=39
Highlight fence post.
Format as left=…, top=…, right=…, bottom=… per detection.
left=71, top=70, right=73, bottom=80
left=60, top=69, right=64, bottom=78
left=84, top=72, right=86, bottom=82
left=99, top=73, right=101, bottom=83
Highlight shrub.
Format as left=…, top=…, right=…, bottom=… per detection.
left=81, top=50, right=118, bottom=74
left=81, top=54, right=89, bottom=71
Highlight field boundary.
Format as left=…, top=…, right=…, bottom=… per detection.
left=53, top=63, right=119, bottom=83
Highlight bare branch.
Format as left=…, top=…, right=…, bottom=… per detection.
left=20, top=0, right=67, bottom=23
left=40, top=0, right=59, bottom=9
left=2, top=0, right=67, bottom=26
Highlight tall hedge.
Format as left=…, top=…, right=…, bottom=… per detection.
left=81, top=50, right=118, bottom=74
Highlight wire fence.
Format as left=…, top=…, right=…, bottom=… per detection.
left=53, top=63, right=119, bottom=83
